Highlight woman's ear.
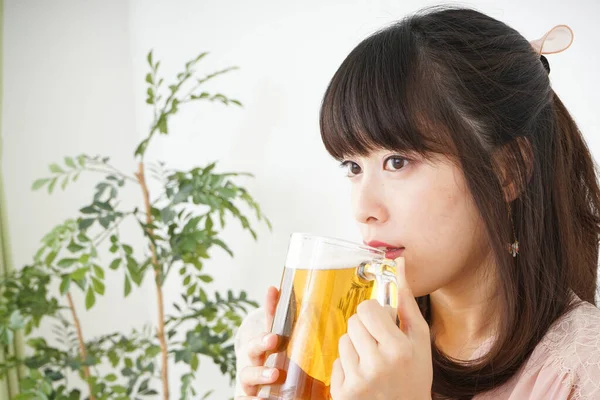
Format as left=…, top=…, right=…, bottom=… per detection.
left=493, top=137, right=534, bottom=203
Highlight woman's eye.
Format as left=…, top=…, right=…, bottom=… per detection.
left=340, top=161, right=362, bottom=177
left=384, top=156, right=408, bottom=171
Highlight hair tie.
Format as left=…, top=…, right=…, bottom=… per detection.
left=529, top=25, right=574, bottom=74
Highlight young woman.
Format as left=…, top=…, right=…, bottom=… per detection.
left=234, top=6, right=600, bottom=399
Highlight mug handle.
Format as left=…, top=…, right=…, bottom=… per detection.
left=357, top=258, right=398, bottom=308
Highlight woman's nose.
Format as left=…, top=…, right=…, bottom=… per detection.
left=352, top=180, right=389, bottom=225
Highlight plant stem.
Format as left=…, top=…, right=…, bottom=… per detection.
left=66, top=292, right=96, bottom=400
left=135, top=162, right=170, bottom=400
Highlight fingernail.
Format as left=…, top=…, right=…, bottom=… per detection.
left=261, top=368, right=274, bottom=379
left=262, top=334, right=272, bottom=347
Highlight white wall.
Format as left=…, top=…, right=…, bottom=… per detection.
left=2, top=0, right=156, bottom=391
left=3, top=0, right=599, bottom=399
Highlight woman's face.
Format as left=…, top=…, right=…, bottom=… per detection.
left=342, top=149, right=492, bottom=297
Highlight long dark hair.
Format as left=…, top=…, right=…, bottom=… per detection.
left=319, top=6, right=600, bottom=399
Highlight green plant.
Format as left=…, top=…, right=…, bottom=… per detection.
left=0, top=50, right=269, bottom=400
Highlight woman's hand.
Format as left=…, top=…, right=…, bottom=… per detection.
left=331, top=257, right=433, bottom=400
left=236, top=286, right=281, bottom=399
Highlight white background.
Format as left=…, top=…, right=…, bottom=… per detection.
left=3, top=0, right=599, bottom=398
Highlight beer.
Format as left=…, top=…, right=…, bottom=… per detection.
left=257, top=234, right=397, bottom=400
left=262, top=265, right=390, bottom=400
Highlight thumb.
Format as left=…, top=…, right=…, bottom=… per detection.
left=395, top=257, right=423, bottom=338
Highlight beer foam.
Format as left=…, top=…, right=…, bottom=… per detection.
left=285, top=246, right=378, bottom=270
left=285, top=257, right=370, bottom=270
left=283, top=233, right=385, bottom=270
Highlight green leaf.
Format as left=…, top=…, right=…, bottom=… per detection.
left=146, top=87, right=154, bottom=104
left=60, top=276, right=71, bottom=295
left=139, top=378, right=150, bottom=393
left=130, top=270, right=142, bottom=286
left=94, top=182, right=109, bottom=201
left=124, top=276, right=132, bottom=297
left=145, top=345, right=161, bottom=358
left=61, top=175, right=69, bottom=190
left=95, top=201, right=112, bottom=211
left=92, top=277, right=105, bottom=295
left=80, top=206, right=97, bottom=214
left=147, top=50, right=153, bottom=67
left=105, top=373, right=117, bottom=382
left=171, top=98, right=180, bottom=113
left=67, top=240, right=85, bottom=253
left=85, top=287, right=96, bottom=309
left=73, top=278, right=87, bottom=291
left=78, top=218, right=95, bottom=230
left=191, top=354, right=199, bottom=371
left=122, top=244, right=133, bottom=255
left=134, top=138, right=150, bottom=157
left=145, top=72, right=153, bottom=84
left=108, top=351, right=119, bottom=367
left=99, top=216, right=111, bottom=229
left=49, top=163, right=64, bottom=174
left=213, top=238, right=233, bottom=257
left=58, top=258, right=77, bottom=267
left=157, top=114, right=168, bottom=134
left=32, top=178, right=50, bottom=190
left=44, top=250, right=58, bottom=265
left=70, top=267, right=88, bottom=281
left=205, top=215, right=214, bottom=231
left=65, top=157, right=76, bottom=168
left=192, top=259, right=203, bottom=271
left=93, top=265, right=105, bottom=279
left=160, top=207, right=176, bottom=223
left=186, top=283, right=197, bottom=296
left=109, top=258, right=121, bottom=270
left=199, top=275, right=213, bottom=283
left=198, top=288, right=208, bottom=303
left=48, top=177, right=58, bottom=194
left=112, top=385, right=127, bottom=394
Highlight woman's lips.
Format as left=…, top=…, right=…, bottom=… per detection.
left=364, top=240, right=405, bottom=259
left=384, top=248, right=405, bottom=259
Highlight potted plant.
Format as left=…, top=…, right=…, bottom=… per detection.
left=0, top=50, right=269, bottom=400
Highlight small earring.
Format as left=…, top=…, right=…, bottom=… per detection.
left=508, top=240, right=519, bottom=257
left=507, top=206, right=519, bottom=257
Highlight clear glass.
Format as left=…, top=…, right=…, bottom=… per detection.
left=257, top=233, right=398, bottom=400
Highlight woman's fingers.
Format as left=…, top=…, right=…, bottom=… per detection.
left=346, top=313, right=378, bottom=363
left=330, top=357, right=345, bottom=395
left=338, top=333, right=360, bottom=377
left=265, top=286, right=279, bottom=331
left=239, top=365, right=279, bottom=396
left=247, top=332, right=278, bottom=365
left=238, top=287, right=280, bottom=398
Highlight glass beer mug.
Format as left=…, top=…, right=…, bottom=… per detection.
left=258, top=233, right=398, bottom=400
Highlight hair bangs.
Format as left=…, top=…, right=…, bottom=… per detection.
left=319, top=23, right=452, bottom=161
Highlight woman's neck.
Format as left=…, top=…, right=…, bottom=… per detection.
left=429, top=255, right=499, bottom=360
